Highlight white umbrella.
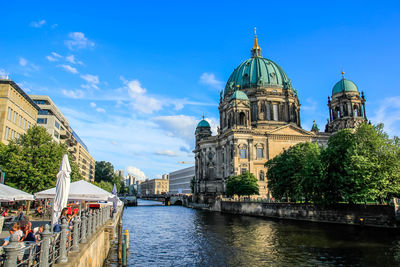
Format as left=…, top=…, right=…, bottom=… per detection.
left=52, top=154, right=71, bottom=225
left=0, top=183, right=34, bottom=202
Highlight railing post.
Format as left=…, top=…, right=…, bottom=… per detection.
left=4, top=233, right=20, bottom=267
left=58, top=218, right=68, bottom=263
left=102, top=208, right=106, bottom=224
left=97, top=210, right=101, bottom=227
left=81, top=212, right=87, bottom=243
left=88, top=211, right=92, bottom=237
left=39, top=224, right=52, bottom=267
left=93, top=210, right=97, bottom=231
left=71, top=218, right=81, bottom=251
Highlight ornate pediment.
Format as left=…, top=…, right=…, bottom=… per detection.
left=267, top=124, right=314, bottom=137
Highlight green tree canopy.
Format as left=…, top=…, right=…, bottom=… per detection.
left=95, top=161, right=115, bottom=183
left=226, top=172, right=259, bottom=197
left=0, top=126, right=83, bottom=193
left=265, top=142, right=323, bottom=202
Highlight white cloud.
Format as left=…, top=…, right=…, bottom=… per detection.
left=90, top=102, right=96, bottom=108
left=46, top=52, right=62, bottom=62
left=30, top=20, right=46, bottom=28
left=96, top=107, right=106, bottom=113
left=370, top=96, right=400, bottom=136
left=19, top=58, right=28, bottom=67
left=126, top=166, right=147, bottom=181
left=155, top=150, right=178, bottom=157
left=65, top=55, right=83, bottom=65
left=122, top=78, right=162, bottom=114
left=65, top=32, right=95, bottom=50
left=0, top=68, right=7, bottom=78
left=200, top=72, right=224, bottom=90
left=302, top=98, right=318, bottom=112
left=57, top=64, right=78, bottom=74
left=81, top=74, right=99, bottom=89
left=62, top=89, right=84, bottom=99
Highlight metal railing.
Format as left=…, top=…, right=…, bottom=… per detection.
left=1, top=205, right=113, bottom=267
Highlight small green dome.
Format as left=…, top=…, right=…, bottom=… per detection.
left=332, top=78, right=358, bottom=95
left=197, top=119, right=210, bottom=128
left=224, top=57, right=292, bottom=96
left=230, top=90, right=249, bottom=101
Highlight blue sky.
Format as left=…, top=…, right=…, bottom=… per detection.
left=0, top=1, right=399, bottom=179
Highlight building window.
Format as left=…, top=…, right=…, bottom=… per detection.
left=241, top=168, right=247, bottom=174
left=7, top=108, right=12, bottom=121
left=28, top=122, right=31, bottom=129
left=18, top=116, right=21, bottom=127
left=55, top=121, right=60, bottom=129
left=259, top=170, right=265, bottom=181
left=16, top=133, right=20, bottom=139
left=4, top=127, right=9, bottom=140
left=37, top=118, right=47, bottom=124
left=257, top=148, right=264, bottom=159
left=13, top=112, right=17, bottom=123
left=23, top=119, right=26, bottom=130
left=33, top=100, right=48, bottom=105
left=38, top=109, right=50, bottom=115
left=54, top=131, right=59, bottom=138
left=240, top=149, right=247, bottom=159
left=11, top=130, right=14, bottom=139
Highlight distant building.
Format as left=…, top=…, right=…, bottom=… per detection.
left=125, top=174, right=136, bottom=187
left=140, top=179, right=169, bottom=195
left=29, top=95, right=95, bottom=181
left=168, top=166, right=194, bottom=195
left=162, top=174, right=169, bottom=180
left=115, top=169, right=124, bottom=179
left=0, top=78, right=39, bottom=144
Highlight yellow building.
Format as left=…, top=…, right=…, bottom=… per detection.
left=29, top=95, right=95, bottom=182
left=0, top=78, right=39, bottom=144
left=141, top=179, right=169, bottom=195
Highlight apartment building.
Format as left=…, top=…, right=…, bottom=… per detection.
left=29, top=95, right=95, bottom=181
left=168, top=166, right=194, bottom=194
left=140, top=179, right=169, bottom=195
left=0, top=78, right=39, bottom=144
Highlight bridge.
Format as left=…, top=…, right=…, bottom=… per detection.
left=138, top=195, right=188, bottom=206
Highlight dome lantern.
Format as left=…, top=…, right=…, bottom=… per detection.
left=251, top=27, right=262, bottom=58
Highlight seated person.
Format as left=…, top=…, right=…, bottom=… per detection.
left=3, top=222, right=24, bottom=245
left=14, top=206, right=25, bottom=221
left=35, top=206, right=43, bottom=216
left=2, top=208, right=9, bottom=217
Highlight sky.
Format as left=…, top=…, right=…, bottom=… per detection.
left=0, top=1, right=399, bottom=179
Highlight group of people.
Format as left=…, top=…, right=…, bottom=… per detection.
left=3, top=217, right=44, bottom=246
left=1, top=206, right=25, bottom=221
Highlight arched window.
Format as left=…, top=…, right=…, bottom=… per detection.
left=251, top=104, right=257, bottom=122
left=239, top=112, right=246, bottom=126
left=335, top=107, right=340, bottom=119
left=259, top=170, right=265, bottom=181
left=354, top=105, right=358, bottom=117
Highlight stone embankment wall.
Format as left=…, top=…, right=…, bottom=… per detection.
left=218, top=201, right=397, bottom=228
left=55, top=208, right=123, bottom=267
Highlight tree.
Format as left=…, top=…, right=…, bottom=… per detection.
left=95, top=161, right=115, bottom=183
left=265, top=142, right=323, bottom=202
left=226, top=172, right=259, bottom=197
left=0, top=126, right=83, bottom=193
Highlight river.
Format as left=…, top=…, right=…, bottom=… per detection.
left=106, top=199, right=400, bottom=266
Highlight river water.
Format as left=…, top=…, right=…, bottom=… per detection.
left=109, top=200, right=400, bottom=266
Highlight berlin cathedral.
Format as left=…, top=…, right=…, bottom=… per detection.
left=194, top=29, right=368, bottom=204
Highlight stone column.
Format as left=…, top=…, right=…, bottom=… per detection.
left=39, top=224, right=52, bottom=267
left=87, top=212, right=92, bottom=237
left=80, top=213, right=87, bottom=244
left=58, top=218, right=68, bottom=263
left=4, top=233, right=20, bottom=267
left=71, top=218, right=80, bottom=251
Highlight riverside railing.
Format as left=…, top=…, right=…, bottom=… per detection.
left=1, top=205, right=113, bottom=267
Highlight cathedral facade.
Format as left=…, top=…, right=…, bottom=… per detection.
left=194, top=31, right=367, bottom=204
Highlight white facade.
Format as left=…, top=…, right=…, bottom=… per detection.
left=168, top=166, right=195, bottom=194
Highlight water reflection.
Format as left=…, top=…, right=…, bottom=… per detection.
left=119, top=201, right=400, bottom=266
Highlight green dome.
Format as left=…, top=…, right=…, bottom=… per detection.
left=230, top=90, right=249, bottom=101
left=197, top=119, right=210, bottom=128
left=224, top=57, right=292, bottom=96
left=332, top=78, right=358, bottom=95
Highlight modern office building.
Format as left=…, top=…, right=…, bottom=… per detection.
left=168, top=166, right=194, bottom=194
left=115, top=169, right=124, bottom=179
left=0, top=78, right=39, bottom=144
left=29, top=95, right=95, bottom=181
left=140, top=179, right=169, bottom=195
left=125, top=174, right=136, bottom=187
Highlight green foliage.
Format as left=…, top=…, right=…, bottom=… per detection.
left=266, top=123, right=400, bottom=204
left=92, top=180, right=113, bottom=193
left=95, top=161, right=115, bottom=183
left=266, top=142, right=323, bottom=202
left=226, top=172, right=259, bottom=197
left=0, top=126, right=83, bottom=193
